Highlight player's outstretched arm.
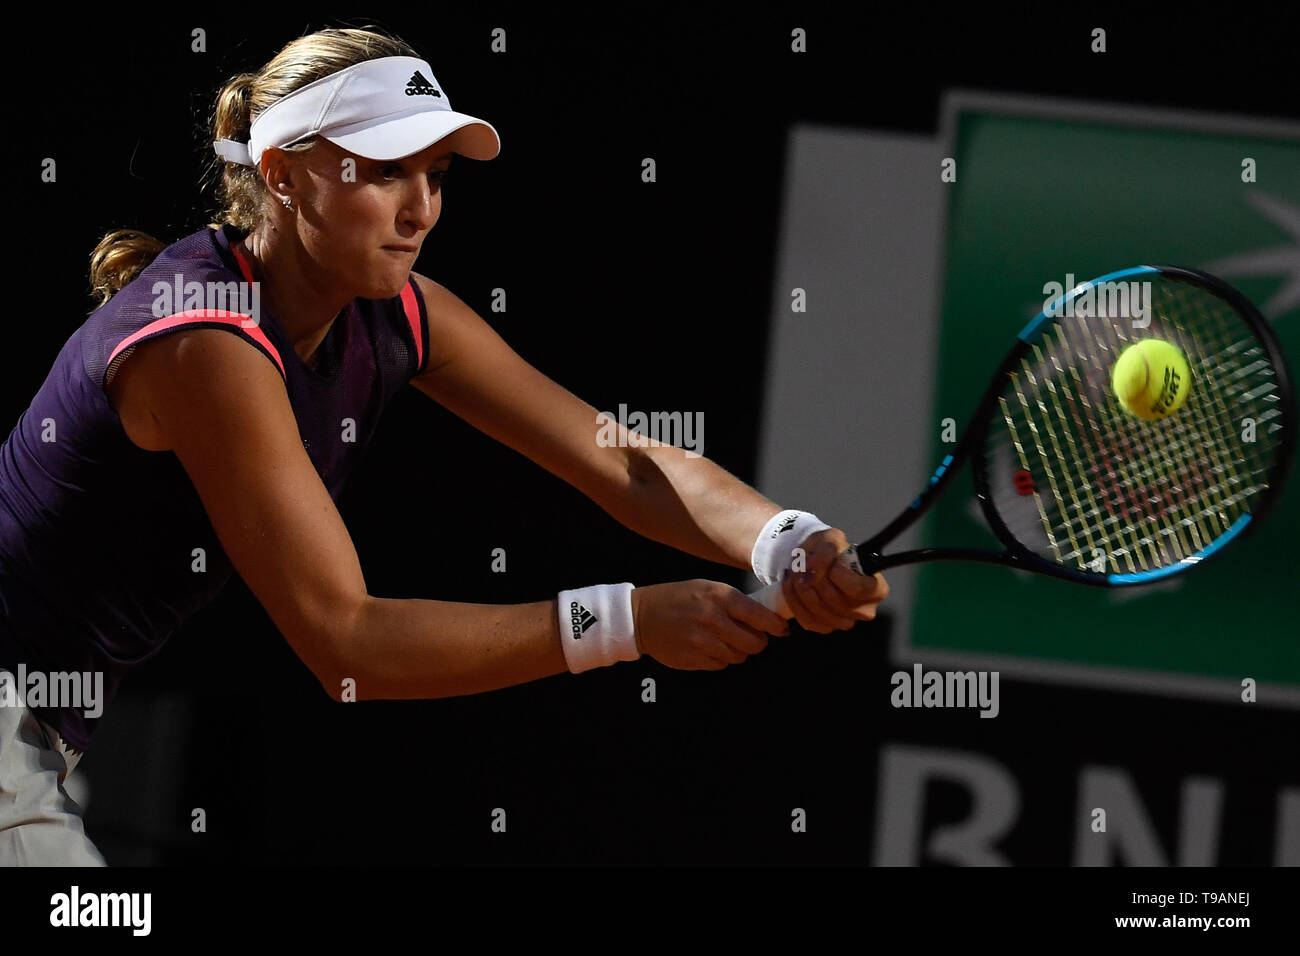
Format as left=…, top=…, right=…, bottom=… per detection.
left=407, top=273, right=785, bottom=568
left=119, top=329, right=789, bottom=697
left=406, top=273, right=886, bottom=633
left=122, top=328, right=571, bottom=699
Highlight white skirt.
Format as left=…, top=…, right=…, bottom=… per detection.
left=0, top=667, right=106, bottom=866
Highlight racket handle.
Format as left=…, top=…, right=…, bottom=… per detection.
left=749, top=545, right=867, bottom=618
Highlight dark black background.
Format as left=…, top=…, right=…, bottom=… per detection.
left=4, top=7, right=1296, bottom=873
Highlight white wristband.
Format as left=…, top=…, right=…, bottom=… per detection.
left=556, top=582, right=639, bottom=674
left=751, top=510, right=832, bottom=586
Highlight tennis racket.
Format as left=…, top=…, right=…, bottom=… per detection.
left=752, top=265, right=1295, bottom=615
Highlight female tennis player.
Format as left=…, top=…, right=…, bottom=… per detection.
left=0, top=27, right=887, bottom=865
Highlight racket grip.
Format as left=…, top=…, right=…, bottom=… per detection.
left=748, top=545, right=866, bottom=618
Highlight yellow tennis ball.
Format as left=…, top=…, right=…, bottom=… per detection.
left=1111, top=339, right=1191, bottom=420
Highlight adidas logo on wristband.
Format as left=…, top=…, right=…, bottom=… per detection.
left=771, top=513, right=799, bottom=537
left=568, top=601, right=598, bottom=639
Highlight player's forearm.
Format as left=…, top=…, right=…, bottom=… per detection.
left=612, top=443, right=783, bottom=570
left=327, top=595, right=568, bottom=701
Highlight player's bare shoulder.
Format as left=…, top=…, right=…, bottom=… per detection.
left=105, top=328, right=285, bottom=453
left=410, top=270, right=455, bottom=322
left=409, top=270, right=443, bottom=300
left=106, top=338, right=172, bottom=452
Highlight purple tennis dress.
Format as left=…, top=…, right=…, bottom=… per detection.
left=0, top=224, right=430, bottom=750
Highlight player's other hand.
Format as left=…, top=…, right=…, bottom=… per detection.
left=631, top=579, right=790, bottom=671
left=781, top=528, right=889, bottom=633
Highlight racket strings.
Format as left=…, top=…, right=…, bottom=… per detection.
left=1045, top=340, right=1162, bottom=565
left=1085, top=288, right=1267, bottom=566
left=986, top=276, right=1284, bottom=576
left=1077, top=319, right=1264, bottom=570
left=1091, top=295, right=1236, bottom=561
left=1075, top=315, right=1223, bottom=565
left=1014, top=348, right=1109, bottom=564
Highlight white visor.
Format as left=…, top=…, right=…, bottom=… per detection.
left=213, top=55, right=500, bottom=167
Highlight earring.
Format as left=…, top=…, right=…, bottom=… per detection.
left=281, top=197, right=293, bottom=210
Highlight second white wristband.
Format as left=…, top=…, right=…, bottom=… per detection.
left=751, top=510, right=831, bottom=586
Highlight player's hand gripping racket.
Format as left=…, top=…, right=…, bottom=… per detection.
left=752, top=265, right=1295, bottom=615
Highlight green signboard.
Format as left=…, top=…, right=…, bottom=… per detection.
left=910, top=95, right=1300, bottom=703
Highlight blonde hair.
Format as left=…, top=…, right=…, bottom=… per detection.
left=87, top=26, right=420, bottom=308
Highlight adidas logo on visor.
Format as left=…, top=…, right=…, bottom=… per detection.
left=405, top=71, right=442, bottom=97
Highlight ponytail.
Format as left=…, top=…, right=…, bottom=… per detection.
left=85, top=26, right=418, bottom=308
